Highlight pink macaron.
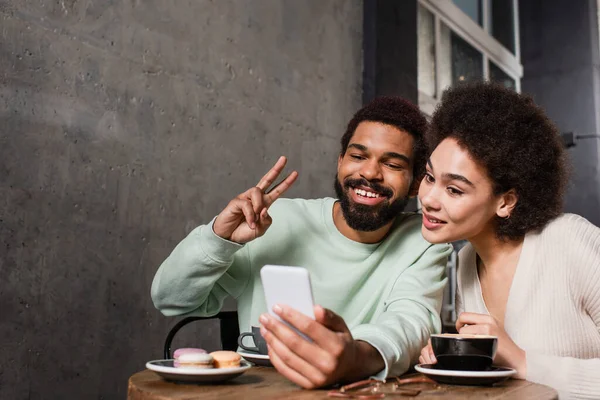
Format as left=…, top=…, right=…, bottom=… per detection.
left=175, top=352, right=214, bottom=369
left=173, top=347, right=208, bottom=359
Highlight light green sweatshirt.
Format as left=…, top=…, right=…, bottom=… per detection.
left=151, top=198, right=451, bottom=378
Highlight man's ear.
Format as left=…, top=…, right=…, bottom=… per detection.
left=337, top=154, right=343, bottom=171
left=496, top=189, right=518, bottom=219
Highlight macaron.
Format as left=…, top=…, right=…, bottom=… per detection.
left=210, top=351, right=241, bottom=368
left=173, top=347, right=207, bottom=359
left=175, top=352, right=214, bottom=369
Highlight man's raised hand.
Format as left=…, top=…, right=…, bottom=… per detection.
left=213, top=156, right=298, bottom=244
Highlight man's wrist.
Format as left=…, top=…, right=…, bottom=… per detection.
left=345, top=340, right=386, bottom=382
left=212, top=215, right=229, bottom=240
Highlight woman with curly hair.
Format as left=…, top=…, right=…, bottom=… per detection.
left=418, top=82, right=600, bottom=399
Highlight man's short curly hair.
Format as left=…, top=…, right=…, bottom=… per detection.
left=340, top=96, right=428, bottom=182
left=427, top=82, right=570, bottom=240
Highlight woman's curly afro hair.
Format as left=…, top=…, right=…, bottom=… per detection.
left=427, top=82, right=570, bottom=240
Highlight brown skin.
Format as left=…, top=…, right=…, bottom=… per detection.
left=260, top=305, right=384, bottom=389
left=425, top=82, right=568, bottom=241
left=214, top=156, right=385, bottom=388
left=260, top=122, right=419, bottom=388
left=418, top=138, right=517, bottom=245
left=215, top=122, right=419, bottom=389
left=455, top=313, right=527, bottom=379
left=419, top=311, right=528, bottom=379
left=333, top=121, right=418, bottom=244
left=213, top=156, right=298, bottom=243
left=417, top=139, right=526, bottom=379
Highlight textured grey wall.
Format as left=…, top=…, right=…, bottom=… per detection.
left=520, top=0, right=600, bottom=226
left=0, top=1, right=362, bottom=398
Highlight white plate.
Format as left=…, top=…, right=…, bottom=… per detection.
left=415, top=364, right=516, bottom=386
left=146, top=359, right=251, bottom=383
left=238, top=351, right=273, bottom=367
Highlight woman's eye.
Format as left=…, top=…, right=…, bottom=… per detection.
left=424, top=173, right=434, bottom=183
left=448, top=187, right=464, bottom=196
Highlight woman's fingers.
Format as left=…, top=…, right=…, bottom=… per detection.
left=419, top=344, right=437, bottom=365
left=428, top=345, right=437, bottom=363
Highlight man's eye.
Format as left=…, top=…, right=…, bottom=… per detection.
left=386, top=163, right=402, bottom=170
left=350, top=154, right=365, bottom=160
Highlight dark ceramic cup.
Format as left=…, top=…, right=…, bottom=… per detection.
left=237, top=326, right=268, bottom=355
left=430, top=333, right=498, bottom=371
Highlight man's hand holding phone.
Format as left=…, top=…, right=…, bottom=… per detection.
left=213, top=156, right=298, bottom=244
left=259, top=305, right=385, bottom=389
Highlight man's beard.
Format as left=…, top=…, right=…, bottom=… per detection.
left=334, top=175, right=410, bottom=232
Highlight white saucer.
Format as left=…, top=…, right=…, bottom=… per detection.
left=238, top=351, right=273, bottom=367
left=415, top=364, right=516, bottom=386
left=146, top=359, right=251, bottom=383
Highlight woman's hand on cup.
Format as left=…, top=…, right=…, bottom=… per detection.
left=418, top=339, right=437, bottom=365
left=456, top=312, right=527, bottom=379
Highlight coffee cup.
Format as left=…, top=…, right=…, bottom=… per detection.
left=238, top=326, right=268, bottom=355
left=430, top=333, right=498, bottom=371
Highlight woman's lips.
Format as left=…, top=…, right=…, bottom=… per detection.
left=422, top=213, right=447, bottom=230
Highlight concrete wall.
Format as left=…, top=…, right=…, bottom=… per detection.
left=0, top=1, right=362, bottom=398
left=520, top=0, right=600, bottom=225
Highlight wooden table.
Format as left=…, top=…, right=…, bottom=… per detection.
left=128, top=367, right=558, bottom=400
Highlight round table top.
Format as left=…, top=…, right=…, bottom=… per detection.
left=128, top=367, right=558, bottom=400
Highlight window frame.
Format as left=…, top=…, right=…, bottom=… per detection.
left=418, top=0, right=523, bottom=115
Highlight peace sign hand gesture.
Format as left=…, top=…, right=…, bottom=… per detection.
left=213, top=156, right=298, bottom=244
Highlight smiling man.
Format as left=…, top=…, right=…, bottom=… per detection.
left=151, top=97, right=451, bottom=388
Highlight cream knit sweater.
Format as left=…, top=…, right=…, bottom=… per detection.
left=456, top=214, right=600, bottom=399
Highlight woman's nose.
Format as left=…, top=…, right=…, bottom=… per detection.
left=419, top=184, right=441, bottom=210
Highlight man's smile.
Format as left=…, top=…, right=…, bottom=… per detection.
left=346, top=184, right=386, bottom=206
left=353, top=187, right=381, bottom=198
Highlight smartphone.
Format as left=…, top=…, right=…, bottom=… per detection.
left=260, top=265, right=315, bottom=338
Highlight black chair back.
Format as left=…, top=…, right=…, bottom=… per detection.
left=163, top=311, right=239, bottom=359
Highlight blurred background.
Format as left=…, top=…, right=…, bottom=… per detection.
left=1, top=1, right=598, bottom=398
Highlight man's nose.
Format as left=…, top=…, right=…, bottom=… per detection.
left=359, top=160, right=383, bottom=181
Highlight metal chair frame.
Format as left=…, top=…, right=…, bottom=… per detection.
left=163, top=311, right=239, bottom=359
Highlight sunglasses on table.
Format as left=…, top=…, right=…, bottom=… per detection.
left=327, top=375, right=438, bottom=399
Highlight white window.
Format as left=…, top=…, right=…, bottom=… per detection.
left=418, top=0, right=522, bottom=115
